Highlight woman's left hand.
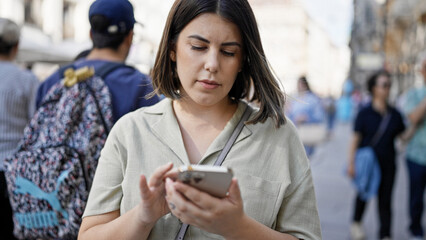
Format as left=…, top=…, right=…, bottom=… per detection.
left=165, top=177, right=245, bottom=237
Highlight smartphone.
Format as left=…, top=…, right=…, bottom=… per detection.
left=177, top=165, right=233, bottom=198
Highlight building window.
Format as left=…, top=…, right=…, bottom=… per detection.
left=63, top=2, right=75, bottom=39
left=24, top=0, right=35, bottom=25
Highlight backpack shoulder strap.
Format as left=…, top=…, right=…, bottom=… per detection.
left=95, top=62, right=133, bottom=79
left=58, top=62, right=133, bottom=79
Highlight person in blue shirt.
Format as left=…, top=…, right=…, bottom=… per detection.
left=36, top=0, right=160, bottom=123
left=403, top=54, right=426, bottom=240
left=347, top=70, right=405, bottom=240
left=286, top=76, right=325, bottom=156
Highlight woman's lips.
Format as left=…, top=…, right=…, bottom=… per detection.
left=197, top=80, right=220, bottom=89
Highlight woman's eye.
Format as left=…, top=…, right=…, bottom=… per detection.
left=221, top=50, right=235, bottom=57
left=191, top=45, right=206, bottom=51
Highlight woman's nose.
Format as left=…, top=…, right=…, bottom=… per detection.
left=204, top=51, right=219, bottom=73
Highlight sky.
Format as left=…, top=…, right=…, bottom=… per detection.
left=302, top=0, right=354, bottom=47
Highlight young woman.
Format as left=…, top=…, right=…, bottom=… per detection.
left=347, top=70, right=405, bottom=240
left=78, top=0, right=321, bottom=239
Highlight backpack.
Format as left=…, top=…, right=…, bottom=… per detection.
left=4, top=62, right=124, bottom=239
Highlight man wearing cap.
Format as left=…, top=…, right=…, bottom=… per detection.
left=0, top=17, right=39, bottom=239
left=36, top=0, right=160, bottom=123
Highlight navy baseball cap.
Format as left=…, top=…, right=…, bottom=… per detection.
left=89, top=0, right=136, bottom=35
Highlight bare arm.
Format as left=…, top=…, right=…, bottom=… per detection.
left=78, top=207, right=154, bottom=240
left=347, top=132, right=361, bottom=178
left=408, top=98, right=426, bottom=126
left=78, top=163, right=174, bottom=240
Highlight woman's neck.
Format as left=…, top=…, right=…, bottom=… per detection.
left=86, top=48, right=126, bottom=62
left=172, top=98, right=238, bottom=164
left=173, top=98, right=238, bottom=129
left=372, top=97, right=388, bottom=115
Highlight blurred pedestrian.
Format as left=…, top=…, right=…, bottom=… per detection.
left=36, top=0, right=160, bottom=123
left=336, top=81, right=354, bottom=123
left=0, top=17, right=39, bottom=240
left=323, top=95, right=336, bottom=138
left=286, top=76, right=325, bottom=156
left=347, top=70, right=405, bottom=240
left=78, top=0, right=321, bottom=239
left=403, top=53, right=426, bottom=240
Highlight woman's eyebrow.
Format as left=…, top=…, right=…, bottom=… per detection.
left=188, top=34, right=241, bottom=48
left=188, top=34, right=210, bottom=43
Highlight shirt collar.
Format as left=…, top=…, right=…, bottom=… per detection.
left=145, top=98, right=253, bottom=165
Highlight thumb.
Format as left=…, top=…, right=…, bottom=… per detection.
left=139, top=174, right=151, bottom=200
left=227, top=178, right=242, bottom=204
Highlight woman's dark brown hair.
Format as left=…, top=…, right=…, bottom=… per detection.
left=151, top=0, right=286, bottom=127
left=367, top=69, right=391, bottom=96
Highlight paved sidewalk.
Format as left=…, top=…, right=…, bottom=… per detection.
left=309, top=123, right=425, bottom=240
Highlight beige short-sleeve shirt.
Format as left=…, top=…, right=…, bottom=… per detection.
left=83, top=98, right=322, bottom=239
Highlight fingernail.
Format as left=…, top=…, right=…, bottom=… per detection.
left=166, top=177, right=172, bottom=185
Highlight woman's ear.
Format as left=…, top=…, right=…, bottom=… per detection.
left=170, top=50, right=176, bottom=62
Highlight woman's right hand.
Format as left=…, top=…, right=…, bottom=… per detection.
left=137, top=162, right=174, bottom=226
left=347, top=162, right=355, bottom=179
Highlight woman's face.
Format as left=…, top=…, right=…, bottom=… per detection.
left=373, top=74, right=391, bottom=100
left=171, top=13, right=243, bottom=107
left=297, top=79, right=307, bottom=93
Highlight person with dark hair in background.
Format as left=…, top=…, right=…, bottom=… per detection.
left=78, top=0, right=322, bottom=239
left=403, top=54, right=426, bottom=240
left=347, top=70, right=405, bottom=240
left=0, top=17, right=39, bottom=240
left=35, top=0, right=160, bottom=123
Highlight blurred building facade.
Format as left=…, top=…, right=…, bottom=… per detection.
left=350, top=0, right=426, bottom=99
left=384, top=0, right=426, bottom=94
left=0, top=0, right=350, bottom=95
left=250, top=0, right=350, bottom=97
left=0, top=0, right=165, bottom=75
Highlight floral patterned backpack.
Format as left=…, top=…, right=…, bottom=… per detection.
left=4, top=63, right=122, bottom=239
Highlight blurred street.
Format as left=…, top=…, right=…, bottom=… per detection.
left=311, top=123, right=426, bottom=240
left=0, top=0, right=425, bottom=239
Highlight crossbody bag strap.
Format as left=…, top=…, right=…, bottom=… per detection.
left=213, top=106, right=253, bottom=166
left=174, top=105, right=253, bottom=240
left=370, top=112, right=392, bottom=147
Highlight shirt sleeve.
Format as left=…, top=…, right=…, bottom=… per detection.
left=83, top=118, right=127, bottom=217
left=353, top=110, right=364, bottom=133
